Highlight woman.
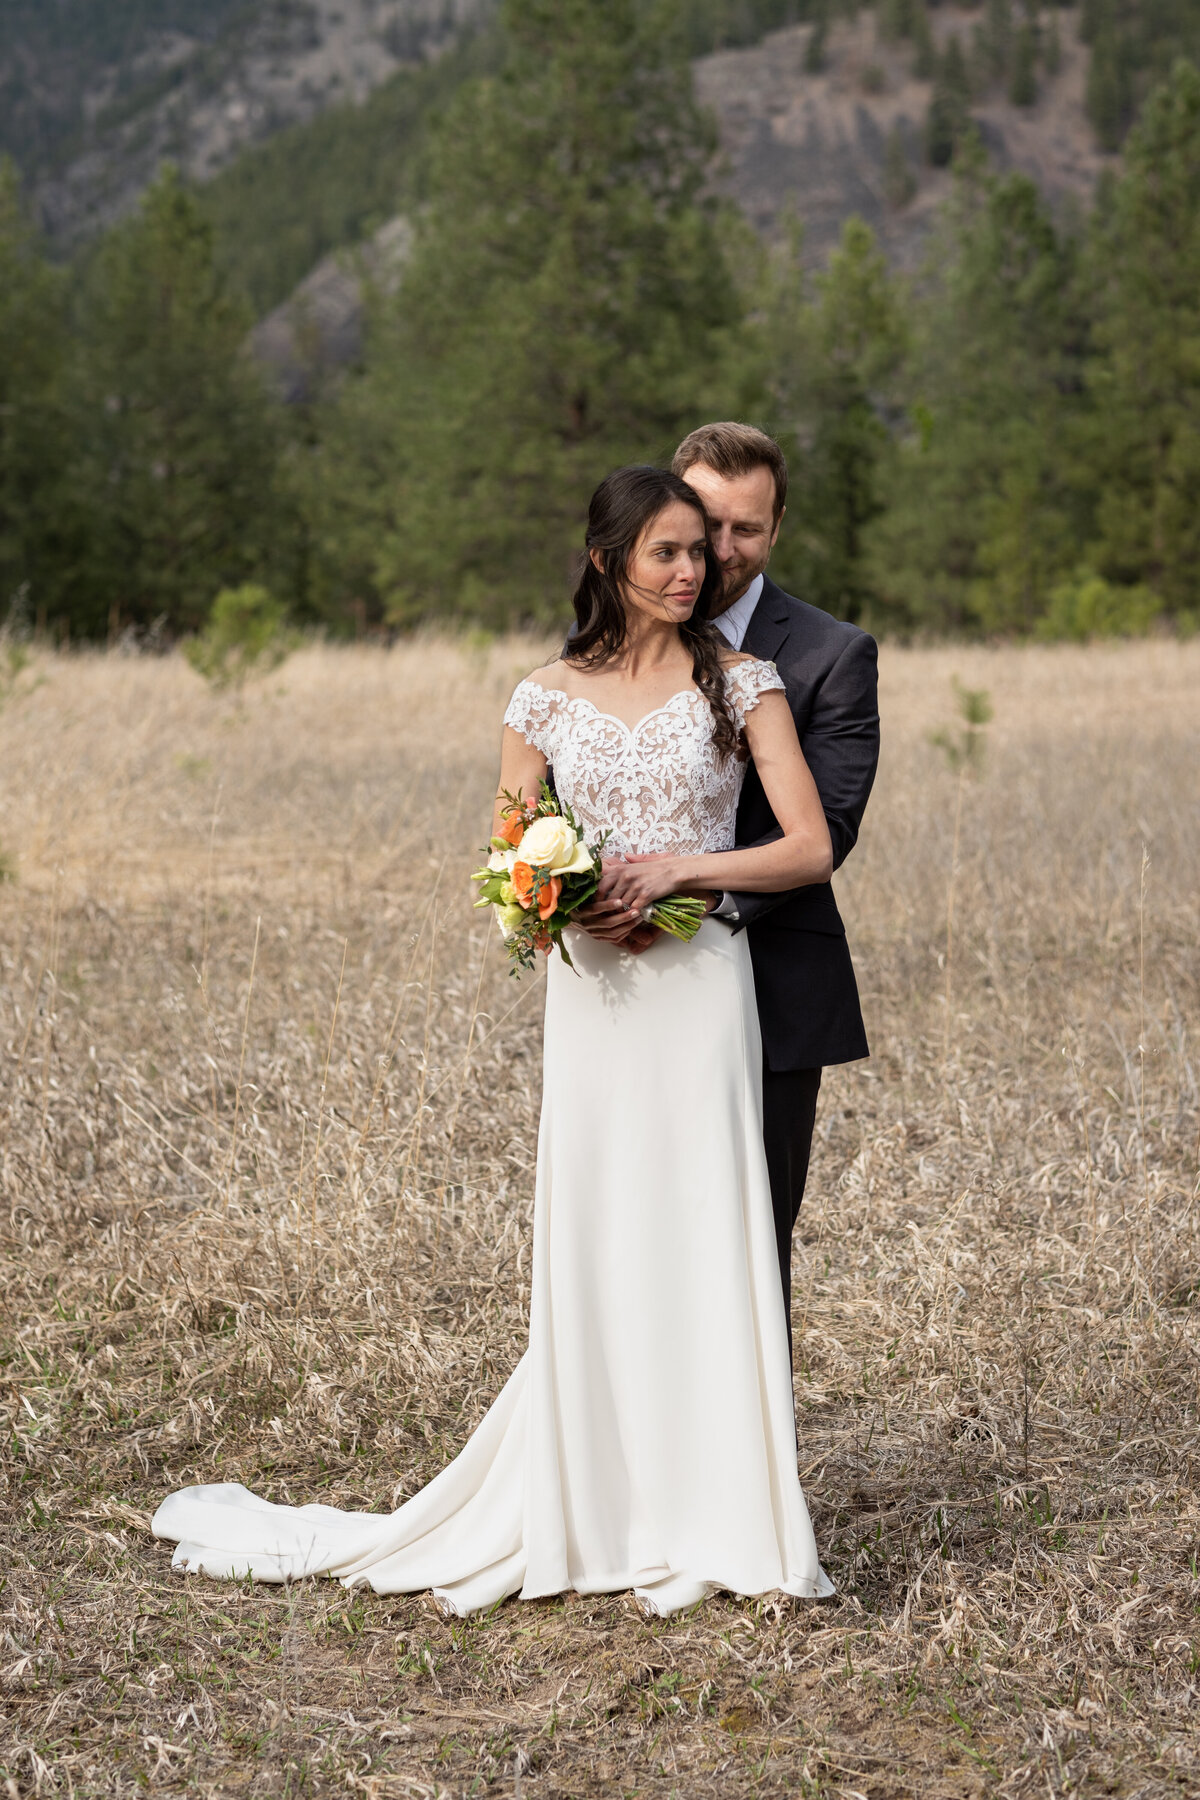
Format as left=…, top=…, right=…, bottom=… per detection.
left=152, top=466, right=835, bottom=1616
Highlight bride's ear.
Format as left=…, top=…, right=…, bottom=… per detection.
left=589, top=547, right=605, bottom=574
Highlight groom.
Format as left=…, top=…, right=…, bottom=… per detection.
left=582, top=422, right=880, bottom=1349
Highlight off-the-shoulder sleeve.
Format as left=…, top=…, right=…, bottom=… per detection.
left=726, top=657, right=786, bottom=730
left=503, top=678, right=558, bottom=755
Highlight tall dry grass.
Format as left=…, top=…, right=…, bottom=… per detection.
left=1, top=636, right=1197, bottom=1799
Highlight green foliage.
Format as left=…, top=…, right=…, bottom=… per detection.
left=9, top=6, right=1200, bottom=644
left=183, top=583, right=298, bottom=689
left=1082, top=0, right=1200, bottom=150
left=1009, top=23, right=1039, bottom=106
left=1081, top=60, right=1200, bottom=618
left=763, top=216, right=908, bottom=621
left=911, top=3, right=937, bottom=80
left=983, top=0, right=1014, bottom=85
left=926, top=36, right=973, bottom=166
left=0, top=160, right=72, bottom=629
left=865, top=159, right=1089, bottom=634
left=197, top=28, right=500, bottom=316
left=1087, top=19, right=1133, bottom=147
left=0, top=1, right=254, bottom=184
left=71, top=168, right=286, bottom=636
left=307, top=0, right=751, bottom=630
left=1037, top=572, right=1162, bottom=639
left=1045, top=17, right=1063, bottom=79
left=930, top=677, right=993, bottom=774
left=677, top=0, right=812, bottom=54
left=883, top=125, right=917, bottom=209
left=0, top=634, right=32, bottom=711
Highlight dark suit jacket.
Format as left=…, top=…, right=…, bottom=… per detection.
left=730, top=576, right=880, bottom=1071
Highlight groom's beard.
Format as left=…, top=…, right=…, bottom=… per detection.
left=718, top=558, right=767, bottom=611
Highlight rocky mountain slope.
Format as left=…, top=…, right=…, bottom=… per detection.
left=698, top=6, right=1112, bottom=268
left=11, top=0, right=487, bottom=245
left=252, top=5, right=1114, bottom=393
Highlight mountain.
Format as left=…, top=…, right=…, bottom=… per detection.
left=249, top=3, right=1114, bottom=395
left=698, top=5, right=1112, bottom=269
left=5, top=0, right=488, bottom=246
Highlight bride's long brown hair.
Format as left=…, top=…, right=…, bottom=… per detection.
left=565, top=466, right=738, bottom=760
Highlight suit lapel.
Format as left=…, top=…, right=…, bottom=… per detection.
left=740, top=575, right=791, bottom=663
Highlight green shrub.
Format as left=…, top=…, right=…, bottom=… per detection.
left=1037, top=573, right=1162, bottom=641
left=183, top=584, right=299, bottom=691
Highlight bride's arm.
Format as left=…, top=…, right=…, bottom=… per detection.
left=493, top=728, right=549, bottom=837
left=602, top=691, right=832, bottom=911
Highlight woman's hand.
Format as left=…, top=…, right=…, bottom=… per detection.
left=597, top=852, right=685, bottom=918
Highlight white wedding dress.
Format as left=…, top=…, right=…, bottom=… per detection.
left=152, top=659, right=834, bottom=1615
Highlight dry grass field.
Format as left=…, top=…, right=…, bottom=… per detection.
left=1, top=636, right=1198, bottom=1799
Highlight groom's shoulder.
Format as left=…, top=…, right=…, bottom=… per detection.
left=764, top=577, right=876, bottom=660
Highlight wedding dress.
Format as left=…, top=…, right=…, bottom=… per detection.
left=152, top=659, right=834, bottom=1615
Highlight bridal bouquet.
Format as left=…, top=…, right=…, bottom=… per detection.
left=471, top=784, right=707, bottom=974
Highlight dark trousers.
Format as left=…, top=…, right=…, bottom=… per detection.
left=761, top=1064, right=822, bottom=1361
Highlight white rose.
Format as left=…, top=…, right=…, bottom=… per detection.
left=487, top=848, right=519, bottom=872
left=518, top=814, right=592, bottom=876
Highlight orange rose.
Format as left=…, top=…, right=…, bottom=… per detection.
left=511, top=862, right=535, bottom=908
left=538, top=876, right=562, bottom=921
left=500, top=811, right=525, bottom=847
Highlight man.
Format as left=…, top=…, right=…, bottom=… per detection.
left=581, top=422, right=880, bottom=1349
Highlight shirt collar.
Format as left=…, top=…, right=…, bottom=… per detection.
left=713, top=572, right=765, bottom=651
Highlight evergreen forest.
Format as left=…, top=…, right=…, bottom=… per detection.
left=4, top=0, right=1200, bottom=642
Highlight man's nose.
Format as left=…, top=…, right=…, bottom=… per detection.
left=712, top=525, right=735, bottom=563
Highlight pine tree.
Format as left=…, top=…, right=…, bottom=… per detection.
left=805, top=1, right=830, bottom=74
left=985, top=0, right=1014, bottom=83
left=75, top=168, right=285, bottom=634
left=311, top=0, right=750, bottom=628
left=865, top=161, right=1088, bottom=632
left=1044, top=15, right=1062, bottom=78
left=926, top=37, right=974, bottom=166
left=0, top=161, right=71, bottom=633
left=1086, top=23, right=1130, bottom=149
left=1084, top=60, right=1200, bottom=619
left=763, top=218, right=907, bottom=622
left=879, top=0, right=916, bottom=42
left=1009, top=22, right=1039, bottom=105
left=884, top=124, right=918, bottom=208
left=911, top=2, right=937, bottom=80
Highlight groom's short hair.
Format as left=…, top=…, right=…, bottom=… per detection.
left=672, top=422, right=789, bottom=522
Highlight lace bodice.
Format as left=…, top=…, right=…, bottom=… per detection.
left=502, top=660, right=786, bottom=856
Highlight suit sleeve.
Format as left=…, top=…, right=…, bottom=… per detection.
left=723, top=632, right=880, bottom=931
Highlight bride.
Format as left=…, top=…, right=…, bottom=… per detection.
left=152, top=464, right=836, bottom=1617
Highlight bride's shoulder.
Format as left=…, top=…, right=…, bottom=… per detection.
left=716, top=650, right=787, bottom=720
left=503, top=660, right=570, bottom=743
left=718, top=649, right=783, bottom=686
left=515, top=658, right=569, bottom=694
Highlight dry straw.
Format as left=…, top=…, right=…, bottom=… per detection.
left=1, top=636, right=1197, bottom=1797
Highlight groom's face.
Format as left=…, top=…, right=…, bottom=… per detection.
left=680, top=463, right=782, bottom=613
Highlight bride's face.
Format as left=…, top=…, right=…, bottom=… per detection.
left=617, top=500, right=709, bottom=628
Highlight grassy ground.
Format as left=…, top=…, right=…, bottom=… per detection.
left=1, top=635, right=1197, bottom=1799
